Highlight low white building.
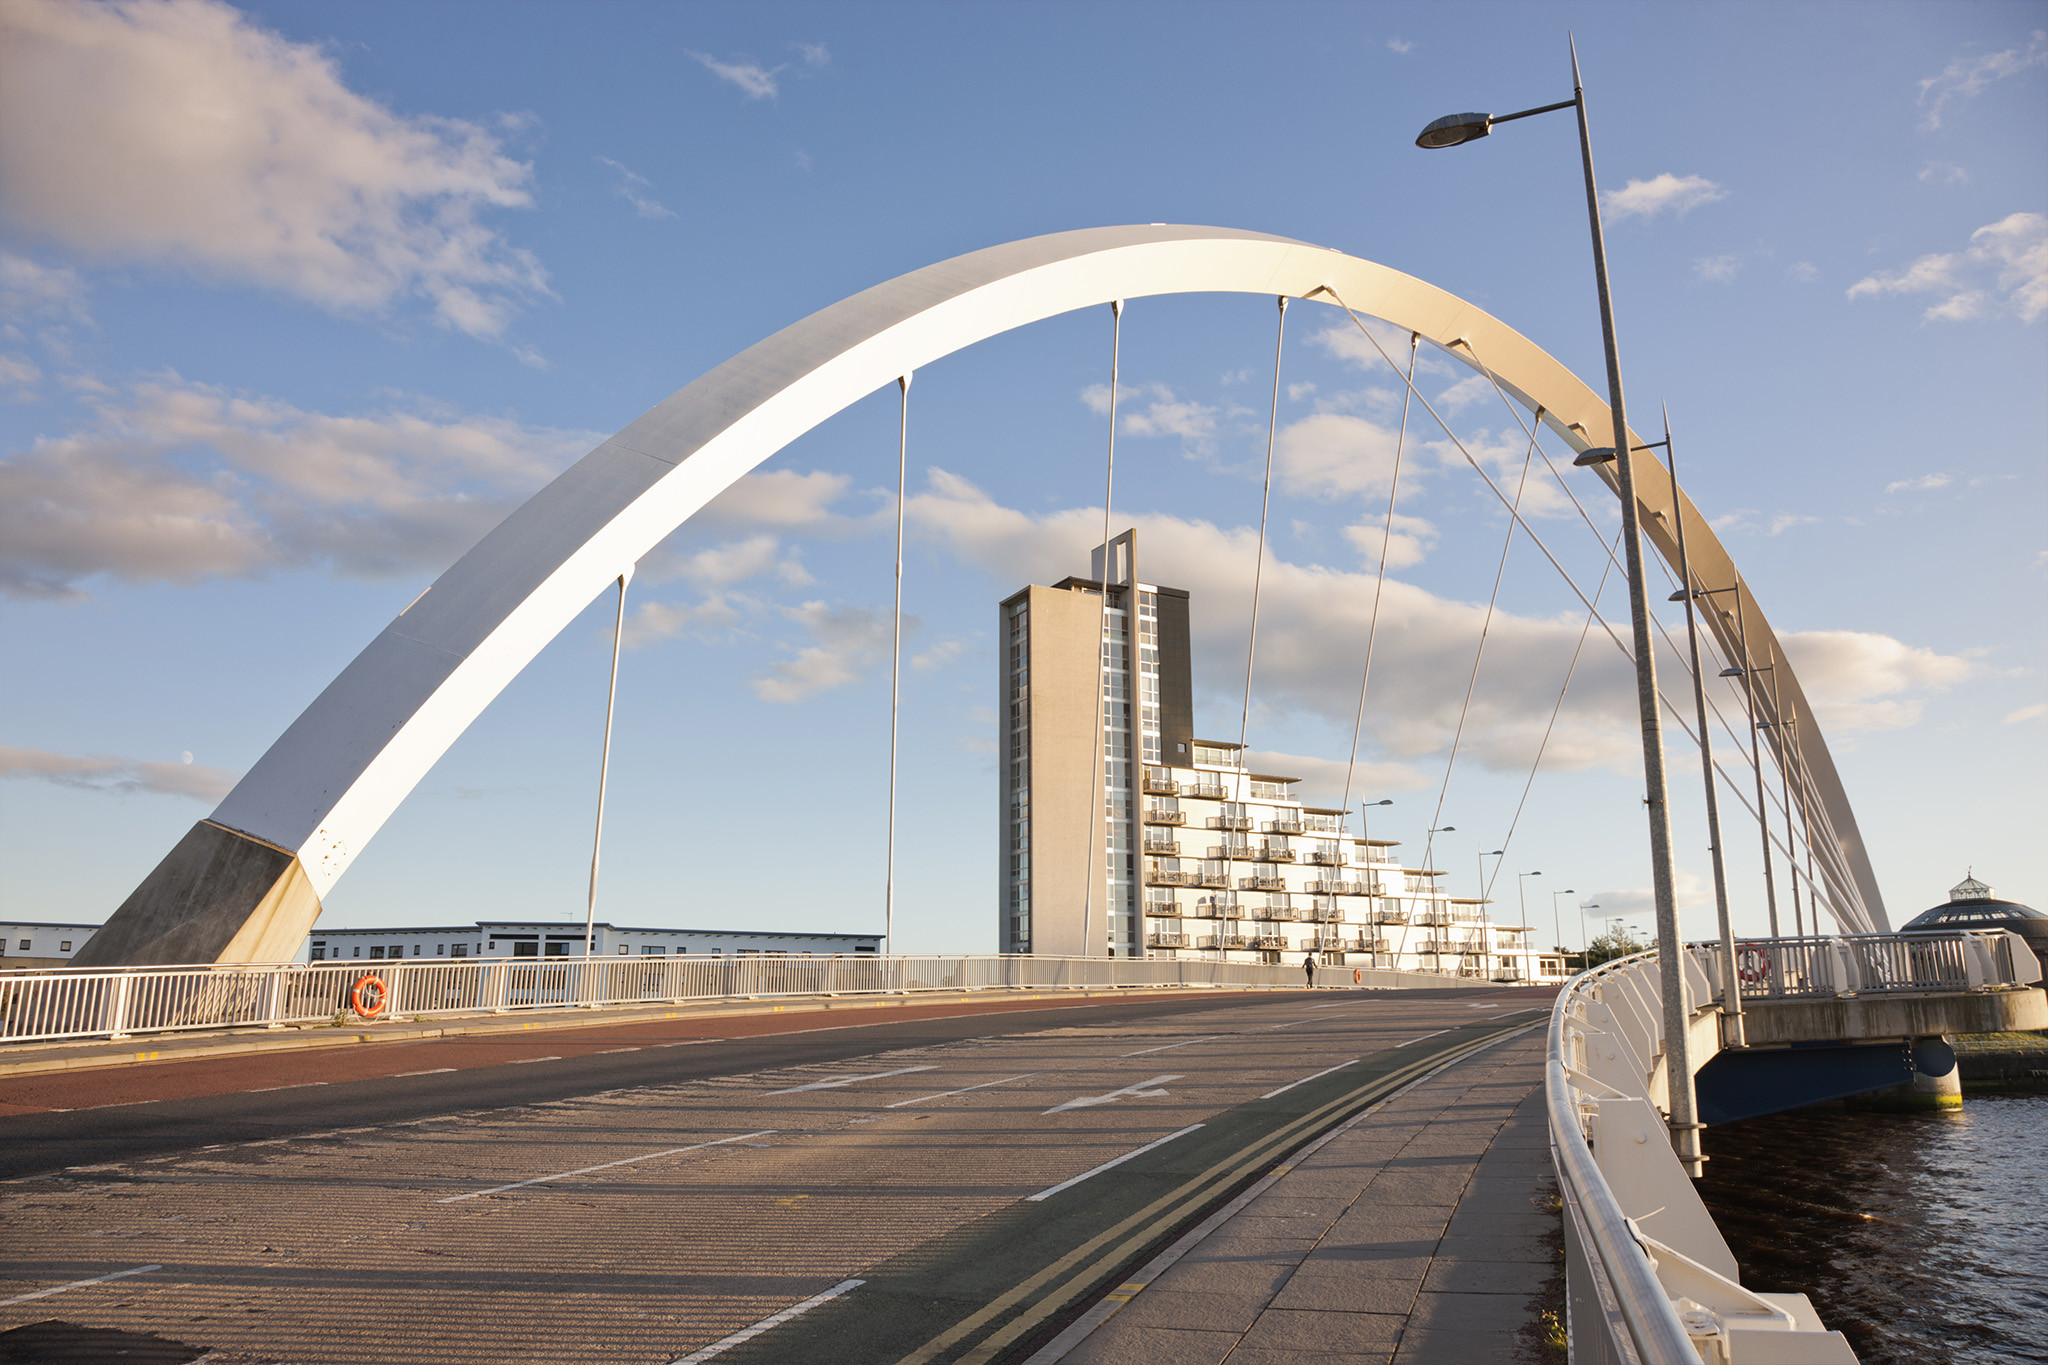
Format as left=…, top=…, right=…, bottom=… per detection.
left=302, top=919, right=880, bottom=963
left=0, top=920, right=98, bottom=969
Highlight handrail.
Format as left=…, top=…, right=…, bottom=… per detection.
left=1546, top=951, right=1700, bottom=1363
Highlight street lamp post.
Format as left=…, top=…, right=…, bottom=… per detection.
left=1518, top=871, right=1542, bottom=982
left=1551, top=887, right=1576, bottom=958
left=1417, top=39, right=1701, bottom=1174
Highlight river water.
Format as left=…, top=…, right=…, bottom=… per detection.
left=1697, top=1094, right=2048, bottom=1364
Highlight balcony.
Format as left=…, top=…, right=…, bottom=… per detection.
left=1195, top=872, right=1232, bottom=889
left=1259, top=844, right=1297, bottom=862
left=1416, top=911, right=1454, bottom=926
left=1207, top=815, right=1254, bottom=831
left=1356, top=937, right=1390, bottom=953
left=1247, top=934, right=1289, bottom=950
left=1208, top=843, right=1256, bottom=860
left=1183, top=781, right=1228, bottom=800
left=1146, top=869, right=1190, bottom=887
left=1311, top=935, right=1347, bottom=950
left=1143, top=770, right=1181, bottom=795
left=1215, top=934, right=1251, bottom=949
left=1304, top=851, right=1344, bottom=866
left=1142, top=837, right=1181, bottom=855
left=1147, top=933, right=1190, bottom=949
left=1143, top=900, right=1183, bottom=918
left=1263, top=819, right=1306, bottom=834
left=1143, top=806, right=1186, bottom=826
left=1184, top=902, right=1224, bottom=919
left=1307, top=906, right=1346, bottom=923
left=1240, top=875, right=1287, bottom=891
left=1250, top=905, right=1298, bottom=922
left=1371, top=908, right=1411, bottom=924
left=1306, top=880, right=1367, bottom=896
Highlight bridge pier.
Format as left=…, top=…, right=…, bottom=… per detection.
left=1849, top=1035, right=1963, bottom=1113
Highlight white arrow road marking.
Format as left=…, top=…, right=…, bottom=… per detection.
left=1044, top=1074, right=1182, bottom=1114
left=765, top=1065, right=937, bottom=1096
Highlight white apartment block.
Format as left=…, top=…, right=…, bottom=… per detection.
left=301, top=920, right=880, bottom=963
left=1000, top=530, right=1563, bottom=983
left=0, top=920, right=98, bottom=969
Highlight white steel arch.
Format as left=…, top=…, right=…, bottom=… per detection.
left=80, top=225, right=1884, bottom=966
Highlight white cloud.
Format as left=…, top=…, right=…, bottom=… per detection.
left=0, top=0, right=546, bottom=341
left=1918, top=31, right=2047, bottom=130
left=1848, top=212, right=2048, bottom=323
left=1603, top=173, right=1726, bottom=220
left=1884, top=472, right=1952, bottom=494
left=0, top=250, right=87, bottom=321
left=597, top=156, right=675, bottom=220
left=1786, top=262, right=1820, bottom=283
left=1081, top=381, right=1221, bottom=444
left=1386, top=37, right=1416, bottom=55
left=2005, top=702, right=2046, bottom=724
left=912, top=639, right=967, bottom=672
left=1778, top=630, right=1977, bottom=733
left=619, top=594, right=740, bottom=650
left=1433, top=374, right=1493, bottom=412
left=1694, top=255, right=1741, bottom=283
left=1919, top=161, right=1971, bottom=186
left=754, top=601, right=898, bottom=703
left=0, top=353, right=41, bottom=392
left=691, top=469, right=858, bottom=532
left=691, top=51, right=783, bottom=100
left=0, top=376, right=596, bottom=599
left=1344, top=513, right=1439, bottom=570
left=904, top=469, right=1644, bottom=773
left=796, top=42, right=831, bottom=69
left=1274, top=412, right=1404, bottom=500
left=0, top=743, right=238, bottom=803
left=1768, top=513, right=1820, bottom=536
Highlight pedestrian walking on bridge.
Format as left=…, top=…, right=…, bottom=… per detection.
left=1302, top=952, right=1316, bottom=989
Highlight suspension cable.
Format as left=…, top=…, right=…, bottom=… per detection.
left=1082, top=301, right=1123, bottom=959
left=884, top=373, right=911, bottom=957
left=1339, top=332, right=1419, bottom=825
left=1484, top=526, right=1623, bottom=902
left=1422, top=418, right=1541, bottom=878
left=1235, top=297, right=1289, bottom=780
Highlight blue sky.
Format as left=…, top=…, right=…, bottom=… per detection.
left=2, top=0, right=2042, bottom=953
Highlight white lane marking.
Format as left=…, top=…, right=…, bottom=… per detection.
left=597, top=1047, right=642, bottom=1054
left=508, top=1056, right=562, bottom=1064
left=1044, top=1074, right=1181, bottom=1114
left=393, top=1068, right=457, bottom=1078
left=1266, top=1019, right=1315, bottom=1030
left=1260, top=1059, right=1358, bottom=1100
left=246, top=1082, right=329, bottom=1092
left=1120, top=1035, right=1225, bottom=1057
left=1026, top=1125, right=1206, bottom=1202
left=885, top=1073, right=1041, bottom=1109
left=668, top=1278, right=864, bottom=1363
left=1466, top=1003, right=1500, bottom=1009
left=438, top=1130, right=775, bottom=1203
left=1398, top=1028, right=1452, bottom=1046
left=0, top=1264, right=160, bottom=1306
left=1307, top=1002, right=1352, bottom=1009
left=764, top=1065, right=937, bottom=1096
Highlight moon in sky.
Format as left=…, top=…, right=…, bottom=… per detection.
left=180, top=751, right=193, bottom=765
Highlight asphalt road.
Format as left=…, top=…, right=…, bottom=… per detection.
left=0, top=986, right=1548, bottom=1365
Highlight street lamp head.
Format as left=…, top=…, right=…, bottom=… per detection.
left=1416, top=112, right=1493, bottom=149
left=1429, top=825, right=1456, bottom=833
left=1364, top=799, right=1393, bottom=807
left=1572, top=446, right=1618, bottom=466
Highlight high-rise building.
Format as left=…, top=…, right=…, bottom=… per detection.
left=999, top=530, right=1560, bottom=981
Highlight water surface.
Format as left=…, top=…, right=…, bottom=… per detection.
left=1698, top=1094, right=2048, bottom=1364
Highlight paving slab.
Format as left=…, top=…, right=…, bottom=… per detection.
left=1052, top=1030, right=1558, bottom=1365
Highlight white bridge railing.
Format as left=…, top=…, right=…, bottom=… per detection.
left=0, top=952, right=1478, bottom=1046
left=1548, top=928, right=2040, bottom=1365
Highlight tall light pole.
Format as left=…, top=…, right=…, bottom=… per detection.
left=1551, top=887, right=1576, bottom=955
left=1518, top=870, right=1542, bottom=982
left=1417, top=38, right=1700, bottom=1174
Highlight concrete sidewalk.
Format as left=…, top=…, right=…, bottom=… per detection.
left=1048, top=1030, right=1557, bottom=1365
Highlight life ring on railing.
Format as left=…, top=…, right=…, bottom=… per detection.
left=351, top=973, right=389, bottom=1020
left=1352, top=968, right=1363, bottom=985
left=1734, top=944, right=1770, bottom=987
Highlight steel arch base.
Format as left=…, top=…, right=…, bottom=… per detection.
left=77, top=224, right=1884, bottom=967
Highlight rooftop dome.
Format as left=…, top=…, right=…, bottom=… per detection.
left=1902, top=871, right=2045, bottom=932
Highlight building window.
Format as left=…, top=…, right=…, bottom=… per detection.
left=641, top=945, right=664, bottom=955
left=544, top=942, right=569, bottom=957
left=352, top=947, right=361, bottom=958
left=60, top=940, right=72, bottom=952
left=310, top=946, right=326, bottom=961
left=369, top=946, right=385, bottom=959
left=514, top=942, right=539, bottom=958
left=15, top=939, right=27, bottom=951
left=618, top=945, right=629, bottom=955
left=452, top=943, right=468, bottom=958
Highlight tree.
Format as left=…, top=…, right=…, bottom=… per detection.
left=1584, top=924, right=1649, bottom=968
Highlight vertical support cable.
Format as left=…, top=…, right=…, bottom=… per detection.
left=1082, top=301, right=1123, bottom=959
left=586, top=568, right=632, bottom=959
left=1339, top=332, right=1419, bottom=819
left=1733, top=597, right=1782, bottom=939
left=1235, top=297, right=1289, bottom=773
left=1665, top=407, right=1743, bottom=1043
left=886, top=373, right=911, bottom=958
left=1765, top=655, right=1804, bottom=941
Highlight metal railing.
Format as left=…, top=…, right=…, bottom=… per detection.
left=0, top=950, right=1494, bottom=1047
left=1142, top=807, right=1186, bottom=825
left=1548, top=929, right=2041, bottom=1363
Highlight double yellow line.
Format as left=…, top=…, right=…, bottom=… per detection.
left=896, top=1016, right=1537, bottom=1365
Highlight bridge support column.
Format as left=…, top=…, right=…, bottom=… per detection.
left=1852, top=1036, right=1962, bottom=1113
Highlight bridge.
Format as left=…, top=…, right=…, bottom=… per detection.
left=6, top=223, right=2041, bottom=1364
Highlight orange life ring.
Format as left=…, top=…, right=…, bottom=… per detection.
left=1734, top=944, right=1770, bottom=987
left=351, top=973, right=389, bottom=1020
left=1352, top=968, right=1363, bottom=985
